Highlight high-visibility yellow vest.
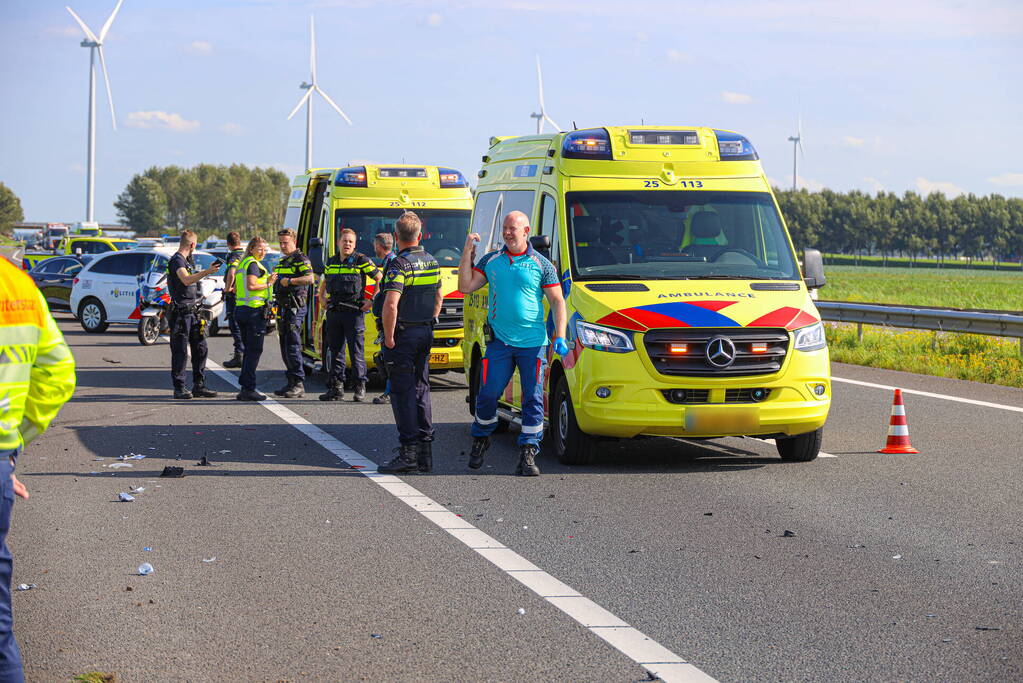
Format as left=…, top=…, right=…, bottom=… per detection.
left=0, top=257, right=76, bottom=453
left=235, top=256, right=270, bottom=308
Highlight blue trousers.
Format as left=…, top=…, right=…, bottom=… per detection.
left=472, top=339, right=547, bottom=447
left=235, top=306, right=266, bottom=392
left=225, top=294, right=244, bottom=356
left=325, top=308, right=366, bottom=386
left=0, top=456, right=23, bottom=683
left=278, top=307, right=306, bottom=383
left=168, top=307, right=207, bottom=390
left=383, top=325, right=433, bottom=445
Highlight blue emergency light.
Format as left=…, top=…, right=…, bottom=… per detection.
left=713, top=130, right=759, bottom=161
left=335, top=166, right=368, bottom=187
left=562, top=128, right=613, bottom=160
left=437, top=167, right=468, bottom=188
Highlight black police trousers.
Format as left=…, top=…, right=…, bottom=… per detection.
left=225, top=293, right=244, bottom=356
left=383, top=324, right=434, bottom=445
left=278, top=307, right=306, bottom=384
left=324, top=308, right=366, bottom=387
left=235, top=306, right=266, bottom=392
left=169, top=306, right=208, bottom=390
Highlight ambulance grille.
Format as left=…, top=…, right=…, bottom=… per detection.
left=436, top=298, right=463, bottom=330
left=644, top=328, right=789, bottom=377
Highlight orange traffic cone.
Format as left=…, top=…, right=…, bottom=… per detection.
left=877, top=389, right=919, bottom=454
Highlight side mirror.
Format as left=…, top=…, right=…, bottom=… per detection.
left=530, top=235, right=551, bottom=256
left=803, top=248, right=826, bottom=289
left=308, top=237, right=324, bottom=275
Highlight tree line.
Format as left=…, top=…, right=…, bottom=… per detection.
left=775, top=188, right=1023, bottom=265
left=115, top=164, right=291, bottom=239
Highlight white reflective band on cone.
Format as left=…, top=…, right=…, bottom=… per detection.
left=888, top=425, right=909, bottom=436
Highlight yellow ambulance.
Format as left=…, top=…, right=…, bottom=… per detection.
left=289, top=165, right=473, bottom=379
left=463, top=126, right=830, bottom=464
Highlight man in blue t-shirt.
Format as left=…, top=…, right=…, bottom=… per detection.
left=457, top=210, right=568, bottom=477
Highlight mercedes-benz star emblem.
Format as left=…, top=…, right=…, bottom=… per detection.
left=705, top=336, right=736, bottom=368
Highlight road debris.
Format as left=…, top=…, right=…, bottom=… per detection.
left=106, top=463, right=132, bottom=469
left=202, top=557, right=216, bottom=563
left=15, top=584, right=35, bottom=591
left=196, top=456, right=212, bottom=466
left=130, top=487, right=145, bottom=493
left=975, top=626, right=1001, bottom=631
left=118, top=493, right=135, bottom=502
left=159, top=466, right=185, bottom=478
left=101, top=357, right=121, bottom=364
left=371, top=634, right=382, bottom=639
left=782, top=530, right=797, bottom=537
left=137, top=563, right=154, bottom=576
left=516, top=607, right=525, bottom=615
left=119, top=454, right=146, bottom=461
left=892, top=555, right=903, bottom=560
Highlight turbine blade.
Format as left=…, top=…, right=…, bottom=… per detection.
left=99, top=0, right=125, bottom=42
left=309, top=15, right=317, bottom=84
left=97, top=45, right=117, bottom=130
left=286, top=88, right=313, bottom=120
left=536, top=55, right=545, bottom=110
left=315, top=86, right=353, bottom=125
left=798, top=138, right=805, bottom=157
left=544, top=114, right=561, bottom=132
left=66, top=6, right=99, bottom=42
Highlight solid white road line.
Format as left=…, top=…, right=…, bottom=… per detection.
left=207, top=362, right=717, bottom=683
left=832, top=375, right=1023, bottom=414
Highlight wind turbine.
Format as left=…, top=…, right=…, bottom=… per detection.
left=66, top=0, right=123, bottom=223
left=530, top=55, right=561, bottom=134
left=287, top=15, right=352, bottom=172
left=787, top=115, right=804, bottom=191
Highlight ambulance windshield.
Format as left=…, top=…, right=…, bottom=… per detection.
left=565, top=191, right=800, bottom=281
left=333, top=209, right=471, bottom=267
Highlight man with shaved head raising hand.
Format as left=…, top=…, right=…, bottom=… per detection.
left=457, top=210, right=568, bottom=477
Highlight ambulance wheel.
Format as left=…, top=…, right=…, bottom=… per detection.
left=553, top=376, right=597, bottom=466
left=776, top=428, right=822, bottom=462
left=78, top=298, right=108, bottom=333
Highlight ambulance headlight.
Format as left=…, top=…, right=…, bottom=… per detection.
left=793, top=322, right=826, bottom=352
left=335, top=166, right=368, bottom=187
left=714, top=130, right=759, bottom=161
left=562, top=129, right=613, bottom=160
left=575, top=321, right=634, bottom=353
left=438, top=167, right=468, bottom=188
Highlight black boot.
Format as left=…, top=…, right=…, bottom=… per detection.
left=273, top=380, right=293, bottom=397
left=319, top=383, right=343, bottom=401
left=192, top=384, right=218, bottom=398
left=372, top=392, right=390, bottom=405
left=468, top=436, right=490, bottom=469
left=222, top=354, right=242, bottom=368
left=236, top=389, right=267, bottom=401
left=516, top=444, right=541, bottom=477
left=417, top=440, right=433, bottom=473
left=281, top=382, right=304, bottom=399
left=173, top=386, right=193, bottom=400
left=353, top=382, right=367, bottom=402
left=378, top=444, right=419, bottom=474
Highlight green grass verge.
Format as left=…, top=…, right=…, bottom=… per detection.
left=822, top=265, right=1023, bottom=311
left=823, top=253, right=1023, bottom=271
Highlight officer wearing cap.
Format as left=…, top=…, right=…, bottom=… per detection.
left=377, top=212, right=443, bottom=474
left=168, top=229, right=220, bottom=400
left=272, top=229, right=314, bottom=399
left=317, top=228, right=381, bottom=402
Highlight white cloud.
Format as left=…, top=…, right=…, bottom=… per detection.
left=125, top=111, right=200, bottom=133
left=218, top=122, right=247, bottom=136
left=988, top=172, right=1023, bottom=187
left=862, top=176, right=885, bottom=193
left=426, top=12, right=443, bottom=26
left=721, top=91, right=752, bottom=105
left=184, top=41, right=214, bottom=56
left=843, top=136, right=865, bottom=148
left=796, top=175, right=825, bottom=192
left=915, top=177, right=964, bottom=198
left=665, top=48, right=694, bottom=63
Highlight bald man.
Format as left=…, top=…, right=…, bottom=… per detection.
left=457, top=210, right=568, bottom=477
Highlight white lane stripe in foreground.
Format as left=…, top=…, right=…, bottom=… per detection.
left=832, top=376, right=1023, bottom=414
left=207, top=362, right=716, bottom=683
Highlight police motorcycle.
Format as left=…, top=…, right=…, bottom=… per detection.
left=136, top=259, right=225, bottom=345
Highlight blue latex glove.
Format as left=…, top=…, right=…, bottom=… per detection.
left=553, top=337, right=570, bottom=356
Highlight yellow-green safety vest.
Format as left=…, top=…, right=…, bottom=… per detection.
left=235, top=256, right=270, bottom=308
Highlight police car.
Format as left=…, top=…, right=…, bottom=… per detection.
left=70, top=246, right=224, bottom=333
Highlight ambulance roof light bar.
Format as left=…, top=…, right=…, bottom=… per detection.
left=714, top=130, right=759, bottom=161
left=562, top=128, right=612, bottom=160
left=437, top=167, right=469, bottom=188
left=335, top=166, right=367, bottom=187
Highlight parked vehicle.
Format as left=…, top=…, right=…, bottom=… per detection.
left=28, top=256, right=88, bottom=311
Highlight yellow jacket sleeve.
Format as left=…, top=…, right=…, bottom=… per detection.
left=19, top=287, right=76, bottom=445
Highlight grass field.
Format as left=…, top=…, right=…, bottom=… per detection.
left=822, top=265, right=1023, bottom=311
left=821, top=265, right=1023, bottom=387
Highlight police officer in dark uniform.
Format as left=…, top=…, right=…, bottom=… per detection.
left=168, top=229, right=220, bottom=399
left=221, top=231, right=245, bottom=368
left=377, top=212, right=443, bottom=474
left=317, top=228, right=381, bottom=402
left=272, top=228, right=314, bottom=398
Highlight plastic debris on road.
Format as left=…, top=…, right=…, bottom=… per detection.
left=202, top=557, right=216, bottom=563
left=130, top=487, right=145, bottom=493
left=119, top=453, right=146, bottom=461
left=892, top=554, right=903, bottom=560
left=107, top=463, right=133, bottom=469
left=101, top=357, right=122, bottom=364
left=143, top=547, right=152, bottom=552
left=15, top=584, right=35, bottom=591
left=782, top=530, right=797, bottom=537
left=118, top=493, right=135, bottom=502
left=137, top=563, right=154, bottom=576
left=516, top=608, right=525, bottom=615
left=218, top=450, right=231, bottom=454
left=371, top=634, right=382, bottom=639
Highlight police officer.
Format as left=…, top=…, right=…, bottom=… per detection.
left=371, top=232, right=397, bottom=405
left=272, top=229, right=314, bottom=399
left=377, top=212, right=443, bottom=474
left=168, top=230, right=220, bottom=400
left=0, top=254, right=76, bottom=682
left=317, top=228, right=381, bottom=402
left=234, top=236, right=275, bottom=401
left=221, top=231, right=245, bottom=368
left=457, top=211, right=569, bottom=477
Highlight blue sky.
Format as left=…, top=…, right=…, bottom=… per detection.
left=1, top=0, right=1021, bottom=224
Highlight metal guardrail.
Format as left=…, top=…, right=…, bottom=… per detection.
left=816, top=301, right=1023, bottom=352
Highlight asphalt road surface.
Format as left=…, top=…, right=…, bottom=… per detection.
left=10, top=315, right=1022, bottom=682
